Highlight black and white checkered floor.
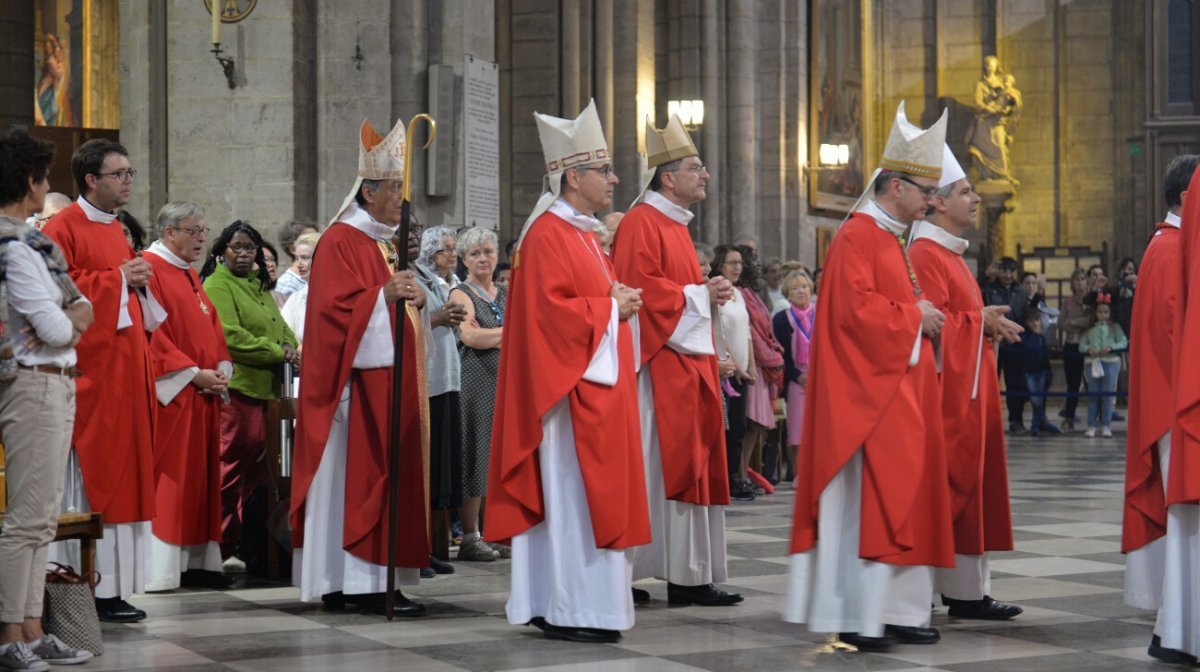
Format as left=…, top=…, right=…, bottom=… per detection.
left=98, top=430, right=1160, bottom=671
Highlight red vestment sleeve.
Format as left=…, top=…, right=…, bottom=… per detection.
left=1174, top=166, right=1200, bottom=506
left=611, top=205, right=689, bottom=366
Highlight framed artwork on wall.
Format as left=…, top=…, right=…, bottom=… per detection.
left=809, top=0, right=874, bottom=212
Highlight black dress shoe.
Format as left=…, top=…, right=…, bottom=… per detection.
left=530, top=617, right=620, bottom=643
left=941, top=595, right=1023, bottom=620
left=632, top=587, right=650, bottom=604
left=420, top=567, right=436, bottom=579
left=321, top=591, right=346, bottom=610
left=884, top=624, right=940, bottom=644
left=95, top=597, right=147, bottom=623
left=353, top=591, right=428, bottom=617
left=181, top=569, right=236, bottom=590
left=429, top=555, right=456, bottom=575
left=838, top=632, right=895, bottom=651
left=667, top=583, right=744, bottom=606
left=1149, top=634, right=1198, bottom=664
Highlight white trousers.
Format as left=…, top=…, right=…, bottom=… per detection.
left=506, top=396, right=636, bottom=631
left=48, top=452, right=149, bottom=600
left=783, top=451, right=933, bottom=636
left=935, top=554, right=991, bottom=601
left=145, top=539, right=223, bottom=592
left=292, top=385, right=418, bottom=602
left=1125, top=433, right=1170, bottom=610
left=627, top=368, right=727, bottom=585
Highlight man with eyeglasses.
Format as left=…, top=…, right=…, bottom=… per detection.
left=611, top=114, right=741, bottom=609
left=487, top=99, right=649, bottom=644
left=291, top=118, right=431, bottom=618
left=43, top=138, right=163, bottom=623
left=784, top=102, right=955, bottom=651
left=139, top=201, right=234, bottom=592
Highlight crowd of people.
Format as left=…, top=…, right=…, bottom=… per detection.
left=0, top=96, right=1198, bottom=671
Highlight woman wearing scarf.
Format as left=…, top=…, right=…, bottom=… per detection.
left=735, top=245, right=785, bottom=492
left=772, top=271, right=815, bottom=484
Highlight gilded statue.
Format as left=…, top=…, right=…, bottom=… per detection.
left=968, top=55, right=1022, bottom=187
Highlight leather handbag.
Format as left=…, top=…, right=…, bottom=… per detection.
left=42, top=563, right=103, bottom=656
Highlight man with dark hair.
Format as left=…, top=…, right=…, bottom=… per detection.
left=1124, top=153, right=1200, bottom=664
left=43, top=138, right=161, bottom=623
left=612, top=114, right=739, bottom=608
left=983, top=256, right=1031, bottom=433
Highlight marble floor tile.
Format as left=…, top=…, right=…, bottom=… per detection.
left=612, top=622, right=796, bottom=656
left=80, top=639, right=216, bottom=671
left=986, top=576, right=1121, bottom=601
left=129, top=609, right=329, bottom=639
left=406, top=637, right=645, bottom=672
left=987, top=555, right=1125, bottom=577
left=874, top=629, right=1076, bottom=666
left=1009, top=521, right=1125, bottom=538
left=224, top=648, right=467, bottom=672
left=1013, top=536, right=1121, bottom=556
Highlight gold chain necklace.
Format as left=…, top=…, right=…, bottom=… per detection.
left=894, top=234, right=922, bottom=297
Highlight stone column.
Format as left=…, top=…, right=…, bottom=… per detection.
left=726, top=0, right=757, bottom=242
left=611, top=0, right=656, bottom=211
left=699, top=0, right=723, bottom=245
left=0, top=1, right=33, bottom=129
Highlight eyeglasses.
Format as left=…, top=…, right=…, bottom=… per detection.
left=97, top=169, right=137, bottom=183
left=228, top=243, right=257, bottom=254
left=896, top=175, right=937, bottom=198
left=676, top=163, right=708, bottom=174
left=434, top=247, right=456, bottom=256
left=171, top=225, right=210, bottom=238
left=576, top=164, right=615, bottom=179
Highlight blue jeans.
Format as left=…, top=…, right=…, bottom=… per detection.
left=1024, top=371, right=1051, bottom=430
left=1086, top=360, right=1121, bottom=428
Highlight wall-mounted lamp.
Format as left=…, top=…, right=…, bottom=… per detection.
left=668, top=100, right=705, bottom=129
left=210, top=1, right=236, bottom=88
left=819, top=143, right=850, bottom=166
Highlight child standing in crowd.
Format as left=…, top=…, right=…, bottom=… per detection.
left=1080, top=293, right=1127, bottom=438
left=1015, top=303, right=1059, bottom=436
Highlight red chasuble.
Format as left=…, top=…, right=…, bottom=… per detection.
left=610, top=202, right=729, bottom=505
left=789, top=213, right=954, bottom=567
left=290, top=222, right=430, bottom=568
left=486, top=211, right=651, bottom=550
left=909, top=237, right=1013, bottom=555
left=42, top=203, right=156, bottom=524
left=145, top=251, right=229, bottom=546
left=1173, top=166, right=1200, bottom=507
left=1123, top=223, right=1182, bottom=550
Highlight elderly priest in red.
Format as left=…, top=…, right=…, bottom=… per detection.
left=143, top=201, right=234, bottom=592
left=43, top=139, right=163, bottom=623
left=487, top=99, right=650, bottom=644
left=1126, top=154, right=1200, bottom=665
left=908, top=145, right=1024, bottom=622
left=612, top=114, right=740, bottom=607
left=783, top=102, right=956, bottom=651
left=290, top=118, right=430, bottom=617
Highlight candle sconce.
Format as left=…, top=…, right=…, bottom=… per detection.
left=212, top=45, right=236, bottom=89
left=208, top=0, right=257, bottom=89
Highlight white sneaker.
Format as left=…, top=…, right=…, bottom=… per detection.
left=222, top=556, right=247, bottom=574
left=30, top=635, right=92, bottom=665
left=1101, top=427, right=1113, bottom=438
left=1083, top=427, right=1097, bottom=438
left=0, top=641, right=50, bottom=671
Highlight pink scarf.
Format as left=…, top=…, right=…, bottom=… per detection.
left=741, top=287, right=785, bottom=391
left=786, top=303, right=814, bottom=373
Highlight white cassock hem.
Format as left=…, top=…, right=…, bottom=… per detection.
left=292, top=383, right=418, bottom=601
left=145, top=539, right=223, bottom=592
left=783, top=451, right=933, bottom=636
left=628, top=367, right=727, bottom=585
left=48, top=452, right=149, bottom=600
left=506, top=397, right=635, bottom=631
left=1126, top=433, right=1170, bottom=610
left=934, top=554, right=991, bottom=601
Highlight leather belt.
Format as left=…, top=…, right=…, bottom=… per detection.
left=18, top=364, right=82, bottom=378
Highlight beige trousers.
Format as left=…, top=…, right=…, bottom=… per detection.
left=0, top=368, right=75, bottom=622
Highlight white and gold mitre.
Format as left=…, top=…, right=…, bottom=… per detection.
left=646, top=114, right=698, bottom=168
left=332, top=117, right=408, bottom=225
left=878, top=101, right=947, bottom=179
left=937, top=143, right=966, bottom=188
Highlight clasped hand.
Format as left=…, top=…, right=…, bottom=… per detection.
left=120, top=256, right=152, bottom=289
left=917, top=299, right=946, bottom=338
left=611, top=282, right=643, bottom=320
left=706, top=276, right=734, bottom=305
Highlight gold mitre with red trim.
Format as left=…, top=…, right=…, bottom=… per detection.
left=535, top=99, right=609, bottom=176
left=646, top=114, right=698, bottom=168
left=332, top=117, right=408, bottom=224
left=878, top=101, right=947, bottom=179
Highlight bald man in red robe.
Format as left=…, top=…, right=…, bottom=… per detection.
left=43, top=139, right=159, bottom=622
left=1132, top=155, right=1200, bottom=665
left=908, top=150, right=1023, bottom=621
left=612, top=120, right=740, bottom=607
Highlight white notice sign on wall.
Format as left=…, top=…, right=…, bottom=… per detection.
left=464, top=55, right=500, bottom=230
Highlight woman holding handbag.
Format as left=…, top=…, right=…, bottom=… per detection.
left=0, top=130, right=95, bottom=668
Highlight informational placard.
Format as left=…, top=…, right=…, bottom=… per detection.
left=464, top=55, right=500, bottom=230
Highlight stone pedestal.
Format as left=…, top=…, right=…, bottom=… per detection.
left=976, top=178, right=1016, bottom=268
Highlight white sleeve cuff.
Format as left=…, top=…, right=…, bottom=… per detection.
left=139, top=287, right=168, bottom=332
left=117, top=271, right=132, bottom=330
left=156, top=366, right=200, bottom=406
left=353, top=288, right=395, bottom=369
left=909, top=328, right=922, bottom=367
left=667, top=284, right=716, bottom=356
left=582, top=298, right=620, bottom=386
